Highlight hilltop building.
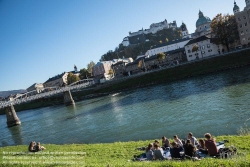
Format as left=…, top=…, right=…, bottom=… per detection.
left=233, top=0, right=250, bottom=45
left=121, top=19, right=178, bottom=47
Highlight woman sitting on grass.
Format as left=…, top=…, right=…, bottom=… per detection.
left=145, top=143, right=154, bottom=160
left=162, top=136, right=170, bottom=150
left=170, top=141, right=183, bottom=159
left=183, top=139, right=196, bottom=158
left=153, top=143, right=165, bottom=160
left=28, top=141, right=37, bottom=152
left=36, top=142, right=46, bottom=151
left=197, top=139, right=208, bottom=154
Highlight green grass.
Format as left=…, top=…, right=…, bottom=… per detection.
left=0, top=135, right=250, bottom=167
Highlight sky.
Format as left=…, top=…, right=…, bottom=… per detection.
left=0, top=0, right=245, bottom=91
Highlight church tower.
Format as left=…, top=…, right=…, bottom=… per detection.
left=233, top=1, right=240, bottom=14
left=180, top=22, right=189, bottom=39
left=74, top=65, right=78, bottom=73
left=246, top=0, right=250, bottom=7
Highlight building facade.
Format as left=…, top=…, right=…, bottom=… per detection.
left=26, top=83, right=44, bottom=93
left=144, top=38, right=191, bottom=57
left=184, top=36, right=225, bottom=61
left=234, top=1, right=250, bottom=45
left=43, top=72, right=68, bottom=88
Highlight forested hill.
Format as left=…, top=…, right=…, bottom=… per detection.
left=100, top=28, right=182, bottom=61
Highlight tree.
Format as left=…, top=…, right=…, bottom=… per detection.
left=87, top=61, right=96, bottom=76
left=192, top=44, right=199, bottom=59
left=108, top=69, right=114, bottom=75
left=157, top=52, right=166, bottom=63
left=192, top=45, right=199, bottom=52
left=79, top=68, right=90, bottom=79
left=67, top=72, right=80, bottom=85
left=211, top=13, right=239, bottom=51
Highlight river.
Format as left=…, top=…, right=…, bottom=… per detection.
left=1, top=67, right=250, bottom=147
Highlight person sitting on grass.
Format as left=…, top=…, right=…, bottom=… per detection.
left=28, top=141, right=37, bottom=152
left=174, top=135, right=183, bottom=148
left=162, top=136, right=170, bottom=150
left=197, top=139, right=208, bottom=154
left=187, top=132, right=199, bottom=147
left=170, top=141, right=183, bottom=159
left=183, top=139, right=196, bottom=158
left=36, top=142, right=46, bottom=151
left=153, top=143, right=165, bottom=160
left=145, top=143, right=154, bottom=160
left=204, top=133, right=218, bottom=157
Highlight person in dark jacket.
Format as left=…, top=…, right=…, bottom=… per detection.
left=183, top=139, right=196, bottom=157
left=170, top=142, right=182, bottom=159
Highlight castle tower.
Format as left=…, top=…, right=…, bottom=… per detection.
left=180, top=22, right=189, bottom=39
left=233, top=1, right=240, bottom=13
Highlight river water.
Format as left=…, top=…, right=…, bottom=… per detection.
left=1, top=67, right=250, bottom=147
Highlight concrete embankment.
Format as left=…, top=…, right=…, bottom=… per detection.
left=1, top=49, right=250, bottom=114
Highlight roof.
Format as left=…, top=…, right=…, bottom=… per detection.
left=185, top=36, right=209, bottom=46
left=151, top=38, right=192, bottom=49
left=126, top=57, right=145, bottom=66
left=233, top=2, right=240, bottom=11
left=196, top=10, right=211, bottom=27
left=44, top=72, right=67, bottom=83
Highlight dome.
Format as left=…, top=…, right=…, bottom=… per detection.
left=196, top=10, right=211, bottom=27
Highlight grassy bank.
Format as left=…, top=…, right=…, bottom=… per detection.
left=0, top=135, right=250, bottom=167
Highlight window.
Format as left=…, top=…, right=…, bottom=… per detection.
left=248, top=37, right=250, bottom=40
left=189, top=55, right=192, bottom=57
left=246, top=29, right=249, bottom=33
left=202, top=51, right=205, bottom=54
left=188, top=50, right=191, bottom=53
left=243, top=16, right=246, bottom=19
left=238, top=17, right=241, bottom=21
left=245, top=22, right=248, bottom=26
left=202, top=45, right=205, bottom=50
left=240, top=24, right=243, bottom=28
left=207, top=44, right=210, bottom=48
left=241, top=31, right=244, bottom=35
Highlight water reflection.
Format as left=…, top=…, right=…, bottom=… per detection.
left=8, top=125, right=23, bottom=145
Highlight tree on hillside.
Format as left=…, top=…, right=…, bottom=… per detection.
left=79, top=68, right=91, bottom=79
left=157, top=52, right=166, bottom=63
left=87, top=61, right=96, bottom=76
left=67, top=72, right=80, bottom=85
left=211, top=13, right=239, bottom=51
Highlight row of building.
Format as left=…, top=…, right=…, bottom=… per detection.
left=92, top=1, right=250, bottom=84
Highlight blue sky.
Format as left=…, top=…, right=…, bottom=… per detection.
left=0, top=0, right=245, bottom=91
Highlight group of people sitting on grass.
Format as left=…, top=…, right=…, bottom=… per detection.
left=28, top=141, right=46, bottom=152
left=139, top=132, right=219, bottom=160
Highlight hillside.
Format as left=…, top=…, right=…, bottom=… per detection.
left=100, top=28, right=182, bottom=61
left=0, top=89, right=27, bottom=98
